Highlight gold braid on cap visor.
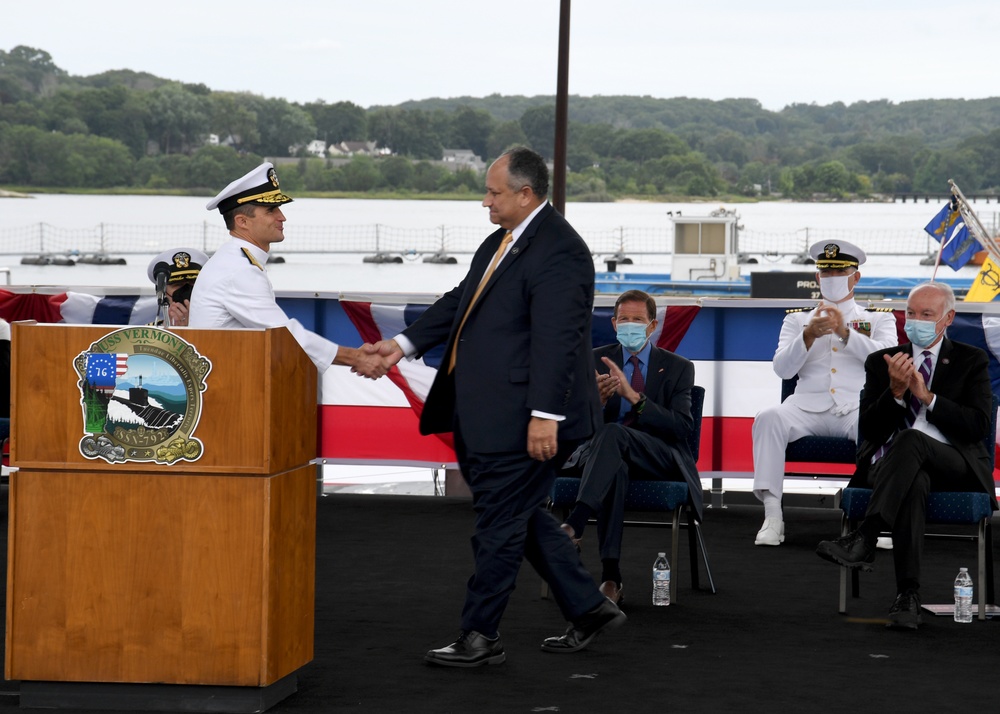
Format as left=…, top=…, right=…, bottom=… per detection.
left=168, top=269, right=200, bottom=282
left=236, top=188, right=292, bottom=205
left=815, top=259, right=858, bottom=269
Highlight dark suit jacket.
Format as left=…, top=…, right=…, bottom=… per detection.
left=595, top=342, right=702, bottom=519
left=852, top=338, right=995, bottom=507
left=402, top=203, right=602, bottom=454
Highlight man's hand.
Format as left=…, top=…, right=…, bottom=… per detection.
left=167, top=299, right=190, bottom=327
left=596, top=369, right=619, bottom=406
left=333, top=341, right=399, bottom=379
left=367, top=339, right=405, bottom=365
left=884, top=351, right=916, bottom=400
left=804, top=305, right=848, bottom=347
left=601, top=356, right=641, bottom=405
left=528, top=417, right=558, bottom=461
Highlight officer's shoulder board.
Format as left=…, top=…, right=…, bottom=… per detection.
left=865, top=306, right=894, bottom=312
left=241, top=247, right=264, bottom=271
left=786, top=306, right=816, bottom=314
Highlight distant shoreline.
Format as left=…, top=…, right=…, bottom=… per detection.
left=0, top=185, right=901, bottom=204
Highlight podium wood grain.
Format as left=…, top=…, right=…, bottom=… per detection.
left=5, top=324, right=318, bottom=687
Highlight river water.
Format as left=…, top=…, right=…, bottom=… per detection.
left=2, top=194, right=996, bottom=292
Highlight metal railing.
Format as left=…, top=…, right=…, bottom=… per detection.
left=0, top=221, right=967, bottom=263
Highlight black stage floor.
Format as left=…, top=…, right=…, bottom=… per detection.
left=0, top=492, right=996, bottom=713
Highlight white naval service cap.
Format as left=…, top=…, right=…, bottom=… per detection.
left=809, top=240, right=866, bottom=269
left=205, top=161, right=293, bottom=214
left=146, top=247, right=210, bottom=285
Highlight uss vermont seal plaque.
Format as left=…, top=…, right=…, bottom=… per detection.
left=74, top=327, right=212, bottom=465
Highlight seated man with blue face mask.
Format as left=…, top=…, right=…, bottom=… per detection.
left=559, top=290, right=701, bottom=605
left=816, top=281, right=996, bottom=629
left=751, top=240, right=897, bottom=547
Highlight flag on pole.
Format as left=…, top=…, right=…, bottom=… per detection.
left=964, top=256, right=1000, bottom=302
left=925, top=201, right=983, bottom=271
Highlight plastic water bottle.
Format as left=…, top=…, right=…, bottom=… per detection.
left=652, top=552, right=670, bottom=606
left=953, top=567, right=973, bottom=623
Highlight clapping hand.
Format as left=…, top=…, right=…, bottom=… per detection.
left=601, top=356, right=640, bottom=403
left=596, top=369, right=619, bottom=406
left=884, top=351, right=918, bottom=401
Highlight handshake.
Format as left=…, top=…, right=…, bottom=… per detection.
left=350, top=339, right=405, bottom=379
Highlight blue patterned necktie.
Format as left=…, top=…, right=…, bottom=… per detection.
left=906, top=350, right=933, bottom=426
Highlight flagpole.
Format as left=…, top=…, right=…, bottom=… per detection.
left=950, top=179, right=1000, bottom=259
left=949, top=179, right=1000, bottom=302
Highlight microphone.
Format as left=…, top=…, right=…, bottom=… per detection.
left=154, top=262, right=170, bottom=300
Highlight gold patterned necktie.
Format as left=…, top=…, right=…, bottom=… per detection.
left=447, top=231, right=513, bottom=373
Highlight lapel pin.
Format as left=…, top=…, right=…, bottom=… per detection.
left=941, top=358, right=950, bottom=365
left=510, top=247, right=520, bottom=255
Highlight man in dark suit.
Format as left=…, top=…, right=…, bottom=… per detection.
left=816, top=281, right=996, bottom=629
left=368, top=147, right=624, bottom=667
left=559, top=290, right=700, bottom=605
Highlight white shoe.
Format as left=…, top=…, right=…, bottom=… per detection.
left=754, top=517, right=785, bottom=546
left=876, top=536, right=893, bottom=550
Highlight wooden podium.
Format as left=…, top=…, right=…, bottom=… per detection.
left=6, top=324, right=317, bottom=712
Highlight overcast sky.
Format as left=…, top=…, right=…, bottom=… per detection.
left=5, top=1, right=997, bottom=111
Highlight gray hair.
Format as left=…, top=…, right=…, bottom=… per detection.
left=908, top=281, right=956, bottom=313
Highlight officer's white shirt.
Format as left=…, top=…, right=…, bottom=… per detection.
left=772, top=299, right=896, bottom=415
left=189, top=237, right=339, bottom=372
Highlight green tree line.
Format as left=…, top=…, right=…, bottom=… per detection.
left=3, top=45, right=1000, bottom=199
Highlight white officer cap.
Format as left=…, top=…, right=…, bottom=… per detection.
left=146, top=247, right=210, bottom=285
left=205, top=162, right=293, bottom=214
left=809, top=240, right=866, bottom=269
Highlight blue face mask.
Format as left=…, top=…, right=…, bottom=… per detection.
left=904, top=318, right=941, bottom=348
left=616, top=322, right=650, bottom=353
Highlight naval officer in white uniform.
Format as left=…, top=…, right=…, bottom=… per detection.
left=189, top=162, right=386, bottom=378
left=752, top=240, right=897, bottom=546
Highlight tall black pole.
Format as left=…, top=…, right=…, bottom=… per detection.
left=553, top=0, right=570, bottom=214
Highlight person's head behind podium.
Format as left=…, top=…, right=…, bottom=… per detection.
left=146, top=248, right=209, bottom=306
left=206, top=162, right=294, bottom=252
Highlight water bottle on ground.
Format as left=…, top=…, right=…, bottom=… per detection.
left=954, top=567, right=973, bottom=623
left=652, top=552, right=670, bottom=606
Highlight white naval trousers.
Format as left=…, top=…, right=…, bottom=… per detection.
left=751, top=401, right=859, bottom=500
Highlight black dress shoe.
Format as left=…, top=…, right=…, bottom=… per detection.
left=541, top=598, right=626, bottom=653
left=887, top=591, right=922, bottom=630
left=425, top=631, right=505, bottom=667
left=815, top=529, right=876, bottom=571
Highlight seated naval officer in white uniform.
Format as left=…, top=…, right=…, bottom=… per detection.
left=751, top=240, right=897, bottom=546
left=189, top=162, right=386, bottom=378
left=146, top=247, right=208, bottom=327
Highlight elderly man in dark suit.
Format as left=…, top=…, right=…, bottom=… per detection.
left=559, top=290, right=700, bottom=605
left=369, top=147, right=623, bottom=667
left=816, top=281, right=996, bottom=629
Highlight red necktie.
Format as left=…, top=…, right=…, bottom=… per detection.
left=623, top=355, right=645, bottom=426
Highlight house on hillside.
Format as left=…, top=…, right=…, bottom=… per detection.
left=441, top=149, right=485, bottom=173
left=288, top=139, right=328, bottom=158
left=328, top=141, right=385, bottom=157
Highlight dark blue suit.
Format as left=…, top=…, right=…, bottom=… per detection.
left=851, top=337, right=995, bottom=591
left=568, top=343, right=700, bottom=561
left=402, top=203, right=604, bottom=636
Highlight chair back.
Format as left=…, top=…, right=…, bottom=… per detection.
left=987, top=394, right=998, bottom=469
left=780, top=375, right=798, bottom=403
left=688, top=385, right=705, bottom=462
